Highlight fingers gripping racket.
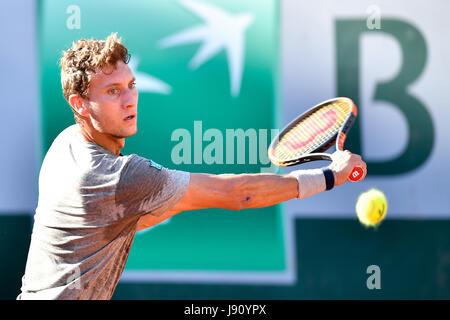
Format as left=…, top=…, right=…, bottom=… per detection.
left=268, top=97, right=364, bottom=182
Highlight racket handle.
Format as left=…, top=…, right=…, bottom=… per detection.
left=348, top=166, right=364, bottom=182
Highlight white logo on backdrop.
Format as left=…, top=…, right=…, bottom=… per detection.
left=128, top=57, right=172, bottom=95
left=158, top=0, right=254, bottom=97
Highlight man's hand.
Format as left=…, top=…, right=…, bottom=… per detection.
left=329, top=150, right=367, bottom=186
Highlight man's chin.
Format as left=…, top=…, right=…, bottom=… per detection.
left=111, top=127, right=138, bottom=139
left=126, top=129, right=138, bottom=138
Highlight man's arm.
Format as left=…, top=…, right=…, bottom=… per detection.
left=176, top=172, right=300, bottom=211
left=136, top=150, right=365, bottom=230
left=136, top=172, right=298, bottom=230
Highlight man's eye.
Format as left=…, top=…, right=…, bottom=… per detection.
left=129, top=82, right=136, bottom=89
left=108, top=88, right=119, bottom=95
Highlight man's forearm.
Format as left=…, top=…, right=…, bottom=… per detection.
left=230, top=173, right=299, bottom=210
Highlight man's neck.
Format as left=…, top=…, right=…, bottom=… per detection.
left=77, top=122, right=124, bottom=155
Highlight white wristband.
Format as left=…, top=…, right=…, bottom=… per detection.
left=289, top=169, right=326, bottom=199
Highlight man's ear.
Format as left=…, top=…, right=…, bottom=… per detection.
left=68, top=94, right=89, bottom=117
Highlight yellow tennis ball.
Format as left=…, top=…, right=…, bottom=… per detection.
left=355, top=188, right=388, bottom=227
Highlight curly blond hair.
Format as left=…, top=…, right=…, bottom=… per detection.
left=60, top=33, right=130, bottom=122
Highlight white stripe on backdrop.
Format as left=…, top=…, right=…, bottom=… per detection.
left=0, top=0, right=40, bottom=213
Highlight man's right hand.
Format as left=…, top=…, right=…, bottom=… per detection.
left=329, top=150, right=367, bottom=186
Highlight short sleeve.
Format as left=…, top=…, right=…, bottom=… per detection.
left=115, top=155, right=190, bottom=218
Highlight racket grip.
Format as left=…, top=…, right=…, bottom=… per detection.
left=348, top=166, right=364, bottom=182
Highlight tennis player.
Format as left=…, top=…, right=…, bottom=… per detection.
left=18, top=33, right=366, bottom=299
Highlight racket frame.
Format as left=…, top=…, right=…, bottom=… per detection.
left=268, top=97, right=358, bottom=167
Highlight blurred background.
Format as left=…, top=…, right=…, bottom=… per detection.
left=1, top=0, right=449, bottom=299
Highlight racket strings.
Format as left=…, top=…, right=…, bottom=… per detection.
left=274, top=102, right=350, bottom=161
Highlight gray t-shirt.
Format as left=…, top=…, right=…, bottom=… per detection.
left=18, top=125, right=190, bottom=300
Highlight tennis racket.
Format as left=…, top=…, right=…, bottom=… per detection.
left=268, top=97, right=364, bottom=182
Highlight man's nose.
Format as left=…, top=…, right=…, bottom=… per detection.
left=122, top=88, right=138, bottom=109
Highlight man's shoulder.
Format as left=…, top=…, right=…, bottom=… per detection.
left=46, top=124, right=80, bottom=151
left=57, top=124, right=79, bottom=139
left=42, top=124, right=129, bottom=176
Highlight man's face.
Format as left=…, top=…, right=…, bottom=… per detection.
left=84, top=60, right=139, bottom=138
